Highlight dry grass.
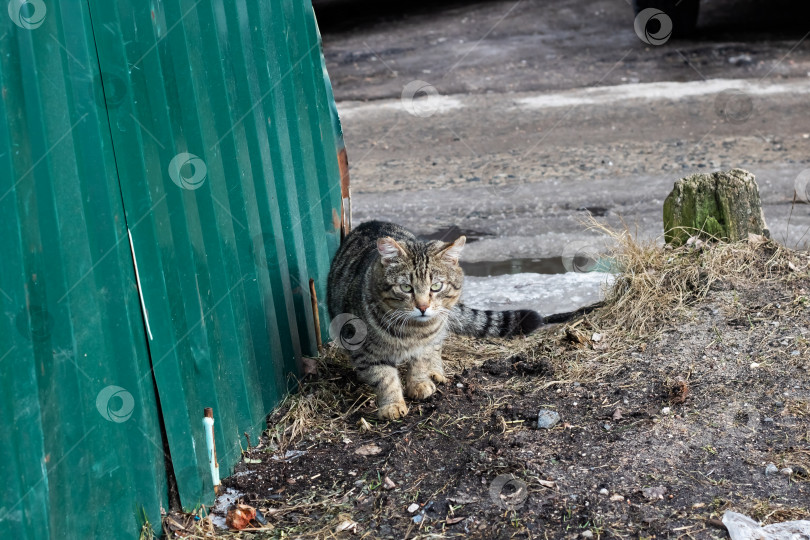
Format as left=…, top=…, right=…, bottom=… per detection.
left=266, top=353, right=374, bottom=452
left=415, top=220, right=808, bottom=387
left=587, top=218, right=808, bottom=338
left=519, top=219, right=810, bottom=381
left=745, top=499, right=810, bottom=524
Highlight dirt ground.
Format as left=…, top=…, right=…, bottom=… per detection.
left=182, top=235, right=810, bottom=539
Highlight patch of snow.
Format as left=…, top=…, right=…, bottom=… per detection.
left=209, top=487, right=243, bottom=530
left=462, top=272, right=614, bottom=316
left=337, top=78, right=810, bottom=120
left=515, top=78, right=810, bottom=110
left=337, top=95, right=464, bottom=118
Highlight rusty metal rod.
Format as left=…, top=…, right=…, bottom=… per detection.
left=309, top=278, right=323, bottom=354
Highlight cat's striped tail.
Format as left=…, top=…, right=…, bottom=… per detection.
left=448, top=304, right=544, bottom=338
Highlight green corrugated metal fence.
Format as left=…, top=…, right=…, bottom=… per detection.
left=0, top=0, right=345, bottom=538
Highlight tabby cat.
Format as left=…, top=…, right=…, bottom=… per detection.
left=327, top=221, right=543, bottom=419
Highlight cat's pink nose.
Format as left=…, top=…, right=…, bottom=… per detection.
left=416, top=303, right=429, bottom=314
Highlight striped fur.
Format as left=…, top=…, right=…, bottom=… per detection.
left=327, top=220, right=543, bottom=419
left=448, top=304, right=544, bottom=338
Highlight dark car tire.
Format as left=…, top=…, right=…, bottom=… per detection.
left=632, top=0, right=699, bottom=37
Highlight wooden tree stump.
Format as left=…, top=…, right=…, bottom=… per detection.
left=663, top=168, right=770, bottom=246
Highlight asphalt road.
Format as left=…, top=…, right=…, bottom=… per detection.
left=315, top=0, right=810, bottom=270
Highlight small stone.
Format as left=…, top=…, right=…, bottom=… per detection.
left=591, top=333, right=602, bottom=342
left=765, top=463, right=778, bottom=475
left=456, top=383, right=464, bottom=388
left=791, top=350, right=800, bottom=356
left=407, top=503, right=419, bottom=513
left=780, top=467, right=794, bottom=476
left=642, top=486, right=667, bottom=500
left=599, top=488, right=609, bottom=496
left=763, top=417, right=774, bottom=424
left=661, top=407, right=671, bottom=415
left=355, top=444, right=383, bottom=456
left=537, top=410, right=561, bottom=429
left=609, top=494, right=624, bottom=502
left=581, top=531, right=594, bottom=539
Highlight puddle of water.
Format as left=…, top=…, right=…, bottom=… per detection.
left=461, top=257, right=566, bottom=276
left=575, top=206, right=608, bottom=217
left=462, top=256, right=615, bottom=277
left=419, top=225, right=493, bottom=244
left=417, top=226, right=614, bottom=277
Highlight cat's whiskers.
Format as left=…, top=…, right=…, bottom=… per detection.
left=397, top=311, right=413, bottom=336
left=382, top=309, right=411, bottom=337
left=381, top=309, right=404, bottom=333
left=380, top=308, right=398, bottom=328
left=390, top=312, right=409, bottom=335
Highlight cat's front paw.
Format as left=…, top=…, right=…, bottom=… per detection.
left=406, top=380, right=436, bottom=400
left=428, top=370, right=447, bottom=384
left=378, top=400, right=409, bottom=420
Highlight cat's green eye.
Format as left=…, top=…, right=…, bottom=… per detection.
left=430, top=282, right=442, bottom=292
left=400, top=284, right=413, bottom=293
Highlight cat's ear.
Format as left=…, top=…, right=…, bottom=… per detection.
left=377, top=237, right=406, bottom=265
left=440, top=236, right=466, bottom=265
